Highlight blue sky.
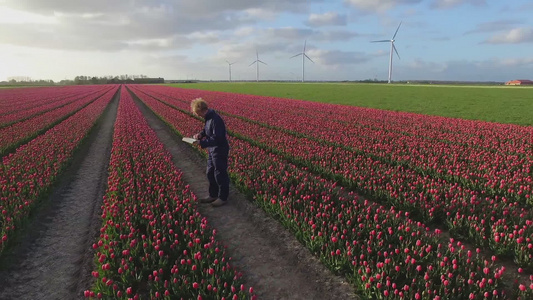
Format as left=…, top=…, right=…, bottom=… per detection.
left=1, top=0, right=532, bottom=82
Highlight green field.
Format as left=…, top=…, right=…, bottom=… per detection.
left=166, top=82, right=533, bottom=126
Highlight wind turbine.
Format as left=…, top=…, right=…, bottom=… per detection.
left=249, top=50, right=267, bottom=82
left=226, top=60, right=236, bottom=82
left=290, top=40, right=314, bottom=82
left=371, top=22, right=402, bottom=83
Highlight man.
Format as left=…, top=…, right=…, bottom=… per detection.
left=191, top=98, right=230, bottom=207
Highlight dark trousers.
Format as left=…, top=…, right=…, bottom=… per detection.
left=206, top=150, right=229, bottom=201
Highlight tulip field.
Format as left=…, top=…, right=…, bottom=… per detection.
left=127, top=84, right=533, bottom=299
left=0, top=83, right=532, bottom=299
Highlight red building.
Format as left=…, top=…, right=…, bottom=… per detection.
left=505, top=79, right=533, bottom=85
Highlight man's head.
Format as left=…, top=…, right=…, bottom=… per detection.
left=191, top=98, right=208, bottom=118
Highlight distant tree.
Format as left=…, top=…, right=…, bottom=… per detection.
left=59, top=79, right=74, bottom=85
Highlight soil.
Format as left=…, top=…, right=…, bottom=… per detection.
left=0, top=88, right=360, bottom=300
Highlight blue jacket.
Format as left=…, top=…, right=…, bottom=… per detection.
left=198, top=109, right=229, bottom=154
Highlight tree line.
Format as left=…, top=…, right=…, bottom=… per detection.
left=1, top=75, right=164, bottom=86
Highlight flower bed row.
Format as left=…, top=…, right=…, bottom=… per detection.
left=0, top=86, right=86, bottom=116
left=85, top=89, right=255, bottom=299
left=130, top=86, right=532, bottom=269
left=0, top=86, right=116, bottom=156
left=0, top=86, right=118, bottom=255
left=0, top=86, right=105, bottom=128
left=129, top=86, right=532, bottom=299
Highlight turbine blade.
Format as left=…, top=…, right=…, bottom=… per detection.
left=258, top=60, right=267, bottom=65
left=392, top=21, right=402, bottom=39
left=371, top=40, right=390, bottom=43
left=393, top=44, right=400, bottom=60
left=249, top=61, right=257, bottom=67
left=304, top=54, right=314, bottom=63
left=303, top=40, right=307, bottom=52
left=290, top=53, right=302, bottom=58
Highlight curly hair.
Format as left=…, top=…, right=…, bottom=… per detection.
left=191, top=98, right=208, bottom=114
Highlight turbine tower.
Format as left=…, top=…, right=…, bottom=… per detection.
left=290, top=40, right=314, bottom=82
left=226, top=60, right=236, bottom=82
left=249, top=50, right=267, bottom=82
left=371, top=22, right=402, bottom=83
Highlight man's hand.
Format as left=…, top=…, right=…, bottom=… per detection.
left=193, top=133, right=201, bottom=140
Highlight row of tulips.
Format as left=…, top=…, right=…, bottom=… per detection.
left=0, top=86, right=116, bottom=156
left=0, top=86, right=118, bottom=255
left=0, top=85, right=88, bottom=116
left=129, top=86, right=532, bottom=299
left=130, top=86, right=533, bottom=268
left=85, top=89, right=255, bottom=299
left=0, top=86, right=105, bottom=128
left=139, top=86, right=532, bottom=208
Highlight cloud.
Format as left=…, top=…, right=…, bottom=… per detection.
left=126, top=36, right=195, bottom=52
left=310, top=49, right=371, bottom=66
left=234, top=27, right=256, bottom=37
left=239, top=8, right=279, bottom=21
left=407, top=59, right=447, bottom=72
left=344, top=0, right=422, bottom=13
left=0, top=1, right=249, bottom=52
left=465, top=20, right=523, bottom=34
left=263, top=27, right=317, bottom=40
left=400, top=57, right=533, bottom=81
left=518, top=2, right=533, bottom=10
left=0, top=23, right=126, bottom=51
left=187, top=32, right=221, bottom=44
left=313, top=30, right=360, bottom=41
left=257, top=26, right=361, bottom=45
left=3, top=0, right=140, bottom=15
left=501, top=2, right=533, bottom=12
left=5, top=0, right=314, bottom=15
left=0, top=7, right=58, bottom=24
left=371, top=49, right=390, bottom=58
left=307, top=12, right=347, bottom=27
left=496, top=57, right=533, bottom=67
left=1, top=0, right=311, bottom=52
left=485, top=27, right=533, bottom=44
left=173, top=0, right=317, bottom=16
left=430, top=0, right=486, bottom=9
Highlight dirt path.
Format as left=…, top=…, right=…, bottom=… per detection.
left=0, top=90, right=119, bottom=300
left=131, top=91, right=359, bottom=300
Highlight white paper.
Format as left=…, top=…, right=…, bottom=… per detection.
left=182, top=137, right=199, bottom=144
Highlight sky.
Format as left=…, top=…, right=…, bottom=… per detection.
left=1, top=0, right=532, bottom=83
